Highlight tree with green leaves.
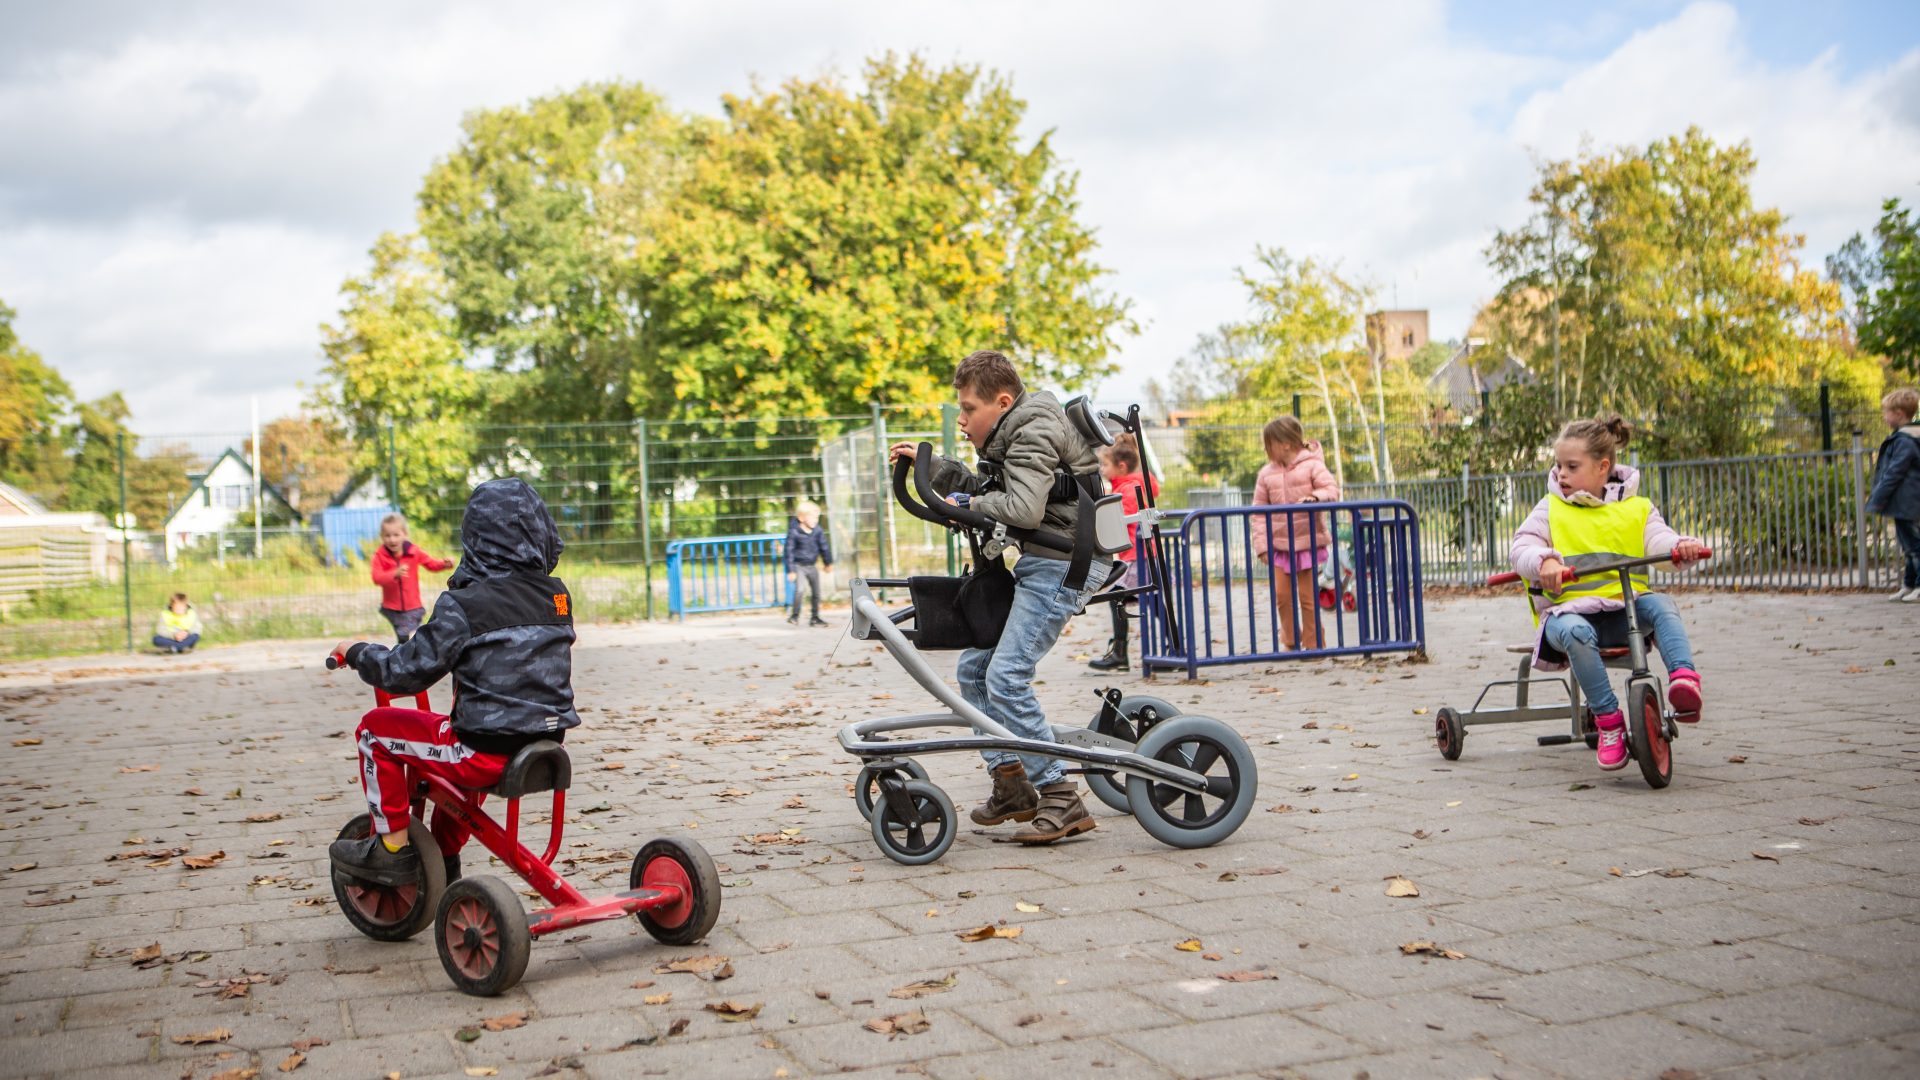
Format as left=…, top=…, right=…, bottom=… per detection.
left=1831, top=197, right=1919, bottom=379
left=315, top=233, right=481, bottom=526
left=634, top=54, right=1132, bottom=420
left=1485, top=128, right=1882, bottom=458
left=0, top=300, right=74, bottom=502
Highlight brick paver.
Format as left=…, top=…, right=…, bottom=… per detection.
left=2, top=590, right=1916, bottom=1078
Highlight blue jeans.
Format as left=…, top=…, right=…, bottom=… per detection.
left=153, top=633, right=200, bottom=653
left=1895, top=518, right=1920, bottom=589
left=1543, top=593, right=1694, bottom=715
left=956, top=555, right=1091, bottom=787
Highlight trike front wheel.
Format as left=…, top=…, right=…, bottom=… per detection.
left=631, top=837, right=722, bottom=946
left=1629, top=680, right=1673, bottom=789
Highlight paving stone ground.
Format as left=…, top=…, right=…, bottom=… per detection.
left=1, top=590, right=1917, bottom=1079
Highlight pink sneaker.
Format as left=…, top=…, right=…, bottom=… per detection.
left=1667, top=668, right=1702, bottom=721
left=1593, top=709, right=1629, bottom=771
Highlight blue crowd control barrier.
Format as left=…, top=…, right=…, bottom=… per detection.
left=665, top=535, right=795, bottom=620
left=1137, top=500, right=1426, bottom=679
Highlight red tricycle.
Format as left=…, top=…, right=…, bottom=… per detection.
left=325, top=652, right=721, bottom=996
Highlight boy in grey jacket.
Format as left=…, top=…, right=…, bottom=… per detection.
left=889, top=350, right=1102, bottom=844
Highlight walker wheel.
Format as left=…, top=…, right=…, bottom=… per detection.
left=1123, top=716, right=1259, bottom=849
left=1629, top=681, right=1673, bottom=789
left=1085, top=695, right=1181, bottom=814
left=631, top=837, right=722, bottom=946
left=870, top=780, right=956, bottom=866
left=1435, top=707, right=1465, bottom=761
left=853, top=758, right=930, bottom=822
left=434, top=876, right=531, bottom=997
left=331, top=814, right=445, bottom=942
left=1579, top=709, right=1600, bottom=750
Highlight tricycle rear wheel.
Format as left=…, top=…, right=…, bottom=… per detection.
left=1435, top=707, right=1465, bottom=761
left=332, top=814, right=445, bottom=942
left=435, top=876, right=531, bottom=996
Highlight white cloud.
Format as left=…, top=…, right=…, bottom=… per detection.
left=0, top=0, right=1914, bottom=432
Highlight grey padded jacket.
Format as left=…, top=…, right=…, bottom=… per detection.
left=926, top=390, right=1101, bottom=560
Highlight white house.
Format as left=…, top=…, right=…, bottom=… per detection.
left=162, top=448, right=299, bottom=563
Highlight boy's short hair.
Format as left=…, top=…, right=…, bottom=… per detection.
left=796, top=499, right=821, bottom=517
left=953, top=350, right=1024, bottom=400
left=1886, top=388, right=1919, bottom=420
left=169, top=592, right=188, bottom=605
left=380, top=512, right=407, bottom=529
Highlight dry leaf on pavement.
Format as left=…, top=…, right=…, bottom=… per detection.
left=1384, top=876, right=1420, bottom=898
left=643, top=993, right=672, bottom=1005
left=956, top=924, right=1022, bottom=942
left=1750, top=851, right=1781, bottom=862
left=464, top=1069, right=500, bottom=1078
left=705, top=1000, right=762, bottom=1022
left=171, top=1027, right=233, bottom=1045
left=865, top=1011, right=931, bottom=1037
left=277, top=1053, right=305, bottom=1073
left=1217, top=970, right=1277, bottom=982
left=888, top=972, right=957, bottom=999
left=481, top=1012, right=526, bottom=1032
left=181, top=851, right=227, bottom=870
left=1399, top=941, right=1466, bottom=960
left=654, top=954, right=731, bottom=977
left=1174, top=938, right=1204, bottom=952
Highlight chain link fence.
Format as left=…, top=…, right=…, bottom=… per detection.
left=0, top=382, right=1906, bottom=659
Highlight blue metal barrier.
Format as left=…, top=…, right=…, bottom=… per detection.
left=665, top=535, right=795, bottom=619
left=1137, top=501, right=1426, bottom=679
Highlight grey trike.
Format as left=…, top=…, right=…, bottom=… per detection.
left=1435, top=549, right=1710, bottom=790
left=837, top=401, right=1259, bottom=865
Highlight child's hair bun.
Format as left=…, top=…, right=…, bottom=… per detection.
left=1604, top=415, right=1633, bottom=448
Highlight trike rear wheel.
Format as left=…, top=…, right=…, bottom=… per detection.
left=1124, top=716, right=1258, bottom=849
left=435, top=876, right=531, bottom=996
left=332, top=814, right=445, bottom=942
left=1435, top=707, right=1464, bottom=761
left=631, top=837, right=722, bottom=946
left=1629, top=681, right=1673, bottom=789
left=1085, top=695, right=1181, bottom=814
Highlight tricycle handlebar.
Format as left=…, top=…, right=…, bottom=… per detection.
left=1487, top=547, right=1712, bottom=588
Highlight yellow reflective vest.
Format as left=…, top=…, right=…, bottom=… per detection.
left=1530, top=496, right=1651, bottom=618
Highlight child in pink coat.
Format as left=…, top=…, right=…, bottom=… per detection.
left=1250, top=416, right=1339, bottom=650
left=1509, top=416, right=1708, bottom=771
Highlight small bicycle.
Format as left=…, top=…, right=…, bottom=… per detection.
left=1433, top=550, right=1708, bottom=789
left=324, top=654, right=722, bottom=995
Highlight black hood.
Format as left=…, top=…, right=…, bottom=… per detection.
left=447, top=478, right=564, bottom=587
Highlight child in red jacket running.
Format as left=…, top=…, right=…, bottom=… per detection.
left=1088, top=434, right=1158, bottom=673
left=371, top=513, right=453, bottom=642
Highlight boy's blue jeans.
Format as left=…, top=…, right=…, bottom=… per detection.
left=956, top=555, right=1091, bottom=787
left=1895, top=518, right=1920, bottom=589
left=1543, top=592, right=1694, bottom=716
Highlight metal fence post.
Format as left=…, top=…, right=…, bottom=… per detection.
left=1291, top=393, right=1301, bottom=420
left=117, top=432, right=132, bottom=653
left=636, top=419, right=654, bottom=620
left=1460, top=463, right=1472, bottom=581
left=1819, top=381, right=1832, bottom=452
left=1851, top=432, right=1870, bottom=588
left=871, top=403, right=889, bottom=582
left=386, top=423, right=398, bottom=515
left=942, top=402, right=958, bottom=576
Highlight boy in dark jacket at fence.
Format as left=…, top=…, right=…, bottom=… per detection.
left=1868, top=388, right=1920, bottom=603
left=785, top=500, right=833, bottom=627
left=327, top=478, right=579, bottom=884
left=888, top=350, right=1103, bottom=844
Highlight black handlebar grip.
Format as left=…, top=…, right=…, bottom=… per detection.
left=325, top=654, right=342, bottom=670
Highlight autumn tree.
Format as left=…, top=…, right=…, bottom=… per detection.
left=1831, top=197, right=1919, bottom=379
left=0, top=300, right=74, bottom=502
left=315, top=233, right=481, bottom=525
left=253, top=414, right=352, bottom=518
left=1485, top=129, right=1881, bottom=457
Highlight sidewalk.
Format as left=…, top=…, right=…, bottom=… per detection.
left=2, top=591, right=1916, bottom=1079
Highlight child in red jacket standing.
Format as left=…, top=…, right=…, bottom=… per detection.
left=371, top=513, right=453, bottom=642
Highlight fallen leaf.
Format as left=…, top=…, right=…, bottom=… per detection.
left=1299, top=721, right=1318, bottom=729
left=245, top=812, right=283, bottom=823
left=1174, top=938, right=1204, bottom=952
left=130, top=942, right=163, bottom=964
left=1445, top=800, right=1462, bottom=808
left=1013, top=900, right=1042, bottom=913
left=1218, top=970, right=1277, bottom=982
left=464, top=1069, right=500, bottom=1078
left=1399, top=941, right=1466, bottom=960
left=23, top=895, right=75, bottom=907
left=118, top=763, right=160, bottom=773
left=865, top=1011, right=932, bottom=1037
left=888, top=972, right=957, bottom=999
left=629, top=979, right=655, bottom=990
left=643, top=992, right=672, bottom=1005
left=1797, top=816, right=1832, bottom=826
left=7, top=862, right=36, bottom=872
left=957, top=924, right=1023, bottom=942
left=1659, top=1070, right=1702, bottom=1080
left=209, top=1068, right=260, bottom=1080
left=601, top=762, right=625, bottom=771
left=1217, top=872, right=1239, bottom=882
left=1201, top=952, right=1223, bottom=961
left=182, top=851, right=227, bottom=870
left=1568, top=783, right=1593, bottom=791
left=1726, top=755, right=1748, bottom=764
left=455, top=1028, right=480, bottom=1042
left=1843, top=665, right=1867, bottom=674
left=654, top=954, right=731, bottom=977
left=667, top=1018, right=690, bottom=1037
left=1385, top=876, right=1420, bottom=898
left=1342, top=773, right=1360, bottom=781
left=1265, top=804, right=1294, bottom=814
left=172, top=1027, right=233, bottom=1046
left=704, top=1000, right=762, bottom=1022
left=481, top=1012, right=525, bottom=1032
left=182, top=787, right=206, bottom=796
left=12, top=738, right=41, bottom=747
left=1750, top=851, right=1780, bottom=863
left=278, top=1053, right=305, bottom=1073
left=289, top=1038, right=329, bottom=1053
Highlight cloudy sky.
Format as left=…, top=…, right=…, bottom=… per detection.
left=2, top=0, right=1916, bottom=436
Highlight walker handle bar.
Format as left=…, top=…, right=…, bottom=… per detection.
left=891, top=443, right=1077, bottom=554
left=1486, top=547, right=1712, bottom=588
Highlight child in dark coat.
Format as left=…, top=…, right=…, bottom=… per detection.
left=1868, top=388, right=1920, bottom=602
left=785, top=500, right=833, bottom=626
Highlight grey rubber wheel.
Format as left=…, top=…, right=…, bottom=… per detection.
left=853, top=758, right=930, bottom=822
left=434, top=875, right=531, bottom=997
left=1085, top=695, right=1181, bottom=814
left=870, top=779, right=956, bottom=866
left=1124, top=716, right=1259, bottom=849
left=332, top=814, right=446, bottom=942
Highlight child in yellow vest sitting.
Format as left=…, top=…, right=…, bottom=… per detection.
left=1510, top=417, right=1708, bottom=771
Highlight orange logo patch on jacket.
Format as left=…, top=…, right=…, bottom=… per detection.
left=553, top=593, right=569, bottom=616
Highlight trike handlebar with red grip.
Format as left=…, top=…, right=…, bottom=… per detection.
left=324, top=648, right=431, bottom=710
left=1485, top=547, right=1712, bottom=589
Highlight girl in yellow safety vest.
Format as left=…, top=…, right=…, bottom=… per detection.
left=1510, top=417, right=1709, bottom=772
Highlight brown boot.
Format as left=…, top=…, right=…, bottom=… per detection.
left=1010, top=782, right=1096, bottom=844
left=969, top=762, right=1039, bottom=826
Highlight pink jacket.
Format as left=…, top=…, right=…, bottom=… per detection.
left=1250, top=442, right=1340, bottom=556
left=1509, top=464, right=1697, bottom=668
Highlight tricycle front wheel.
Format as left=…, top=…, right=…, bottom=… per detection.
left=631, top=837, right=723, bottom=946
